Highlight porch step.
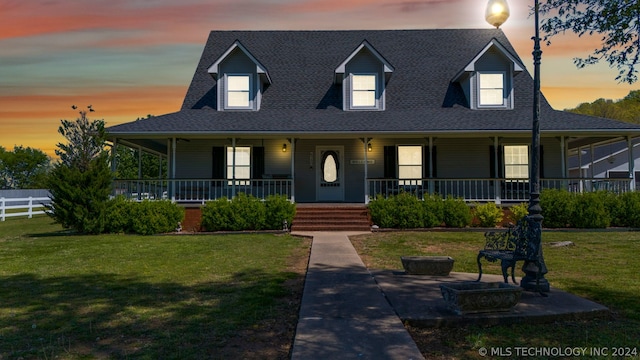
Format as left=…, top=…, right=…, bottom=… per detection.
left=291, top=205, right=371, bottom=232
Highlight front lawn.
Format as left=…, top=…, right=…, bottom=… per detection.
left=0, top=216, right=310, bottom=359
left=350, top=231, right=640, bottom=359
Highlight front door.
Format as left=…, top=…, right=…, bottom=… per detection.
left=316, top=146, right=344, bottom=202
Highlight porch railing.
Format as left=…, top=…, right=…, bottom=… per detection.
left=368, top=177, right=634, bottom=203
left=113, top=179, right=293, bottom=203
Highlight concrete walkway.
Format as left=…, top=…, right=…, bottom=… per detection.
left=290, top=231, right=610, bottom=359
left=290, top=232, right=424, bottom=360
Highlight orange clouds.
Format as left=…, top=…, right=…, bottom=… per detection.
left=0, top=86, right=185, bottom=157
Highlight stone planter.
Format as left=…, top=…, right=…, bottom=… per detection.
left=439, top=282, right=523, bottom=315
left=401, top=256, right=454, bottom=276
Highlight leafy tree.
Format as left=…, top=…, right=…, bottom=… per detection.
left=46, top=106, right=112, bottom=234
left=568, top=89, right=640, bottom=124
left=539, top=0, right=640, bottom=83
left=0, top=145, right=50, bottom=189
left=113, top=145, right=167, bottom=180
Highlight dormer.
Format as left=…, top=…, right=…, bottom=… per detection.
left=453, top=39, right=524, bottom=110
left=208, top=41, right=272, bottom=111
left=335, top=41, right=394, bottom=111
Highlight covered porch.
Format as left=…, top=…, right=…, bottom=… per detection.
left=109, top=133, right=640, bottom=204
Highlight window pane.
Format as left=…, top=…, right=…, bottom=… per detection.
left=227, top=75, right=249, bottom=91
left=323, top=154, right=338, bottom=182
left=228, top=92, right=249, bottom=107
left=480, top=73, right=503, bottom=88
left=399, top=166, right=422, bottom=179
left=480, top=89, right=503, bottom=105
left=352, top=91, right=376, bottom=107
left=479, top=73, right=504, bottom=106
left=398, top=146, right=422, bottom=165
left=353, top=75, right=376, bottom=90
left=504, top=145, right=528, bottom=179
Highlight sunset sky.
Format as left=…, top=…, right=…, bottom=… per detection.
left=1, top=0, right=638, bottom=157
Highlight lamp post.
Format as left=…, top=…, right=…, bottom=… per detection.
left=486, top=0, right=550, bottom=292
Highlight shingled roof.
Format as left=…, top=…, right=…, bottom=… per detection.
left=107, top=29, right=640, bottom=136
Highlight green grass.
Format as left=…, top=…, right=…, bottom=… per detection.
left=351, top=231, right=640, bottom=359
left=0, top=216, right=310, bottom=359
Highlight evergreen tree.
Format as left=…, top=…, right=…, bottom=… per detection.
left=46, top=106, right=112, bottom=234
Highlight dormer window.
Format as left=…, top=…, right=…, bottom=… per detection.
left=478, top=71, right=506, bottom=107
left=335, top=40, right=394, bottom=112
left=226, top=74, right=252, bottom=109
left=352, top=74, right=377, bottom=108
left=452, top=39, right=524, bottom=111
left=207, top=41, right=271, bottom=112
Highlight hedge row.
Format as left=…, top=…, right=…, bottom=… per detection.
left=540, top=189, right=640, bottom=228
left=368, top=192, right=473, bottom=229
left=200, top=193, right=296, bottom=231
left=105, top=196, right=185, bottom=235
left=369, top=190, right=640, bottom=229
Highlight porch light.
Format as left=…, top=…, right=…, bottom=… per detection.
left=282, top=143, right=287, bottom=152
left=485, top=0, right=549, bottom=293
left=368, top=142, right=372, bottom=152
left=485, top=0, right=510, bottom=28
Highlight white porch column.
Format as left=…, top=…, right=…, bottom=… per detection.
left=138, top=146, right=143, bottom=180
left=494, top=136, right=501, bottom=205
left=628, top=136, right=636, bottom=191
left=364, top=137, right=370, bottom=204
left=578, top=146, right=584, bottom=193
left=428, top=136, right=435, bottom=195
left=290, top=138, right=296, bottom=203
left=171, top=137, right=177, bottom=201
left=111, top=138, right=118, bottom=173
left=232, top=138, right=236, bottom=196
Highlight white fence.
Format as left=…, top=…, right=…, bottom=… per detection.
left=0, top=197, right=51, bottom=221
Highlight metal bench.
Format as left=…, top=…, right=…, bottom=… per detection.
left=477, top=217, right=544, bottom=291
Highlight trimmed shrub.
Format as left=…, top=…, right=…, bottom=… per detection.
left=392, top=191, right=424, bottom=229
left=422, top=195, right=444, bottom=228
left=104, top=196, right=135, bottom=233
left=507, top=202, right=529, bottom=224
left=473, top=202, right=503, bottom=227
left=619, top=192, right=640, bottom=228
left=228, top=192, right=266, bottom=231
left=600, top=191, right=624, bottom=227
left=130, top=200, right=185, bottom=235
left=201, top=197, right=234, bottom=231
left=540, top=189, right=574, bottom=228
left=368, top=195, right=398, bottom=228
left=571, top=192, right=610, bottom=229
left=265, top=195, right=296, bottom=230
left=442, top=196, right=472, bottom=228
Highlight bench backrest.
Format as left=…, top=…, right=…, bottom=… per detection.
left=483, top=217, right=538, bottom=260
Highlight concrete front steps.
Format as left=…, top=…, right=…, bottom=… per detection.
left=291, top=204, right=371, bottom=232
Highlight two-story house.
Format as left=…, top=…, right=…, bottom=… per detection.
left=107, top=29, right=640, bottom=204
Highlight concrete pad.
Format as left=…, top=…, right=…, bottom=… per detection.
left=372, top=270, right=611, bottom=328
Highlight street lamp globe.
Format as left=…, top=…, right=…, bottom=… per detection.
left=485, top=0, right=510, bottom=28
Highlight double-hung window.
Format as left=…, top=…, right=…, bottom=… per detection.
left=478, top=71, right=505, bottom=107
left=226, top=74, right=251, bottom=109
left=504, top=145, right=529, bottom=179
left=227, top=146, right=251, bottom=185
left=398, top=145, right=423, bottom=186
left=351, top=74, right=377, bottom=108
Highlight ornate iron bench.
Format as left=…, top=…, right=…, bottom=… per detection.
left=477, top=217, right=544, bottom=291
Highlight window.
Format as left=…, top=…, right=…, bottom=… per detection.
left=478, top=72, right=505, bottom=106
left=227, top=146, right=251, bottom=185
left=226, top=74, right=251, bottom=108
left=398, top=146, right=422, bottom=185
left=351, top=74, right=377, bottom=107
left=504, top=145, right=528, bottom=179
